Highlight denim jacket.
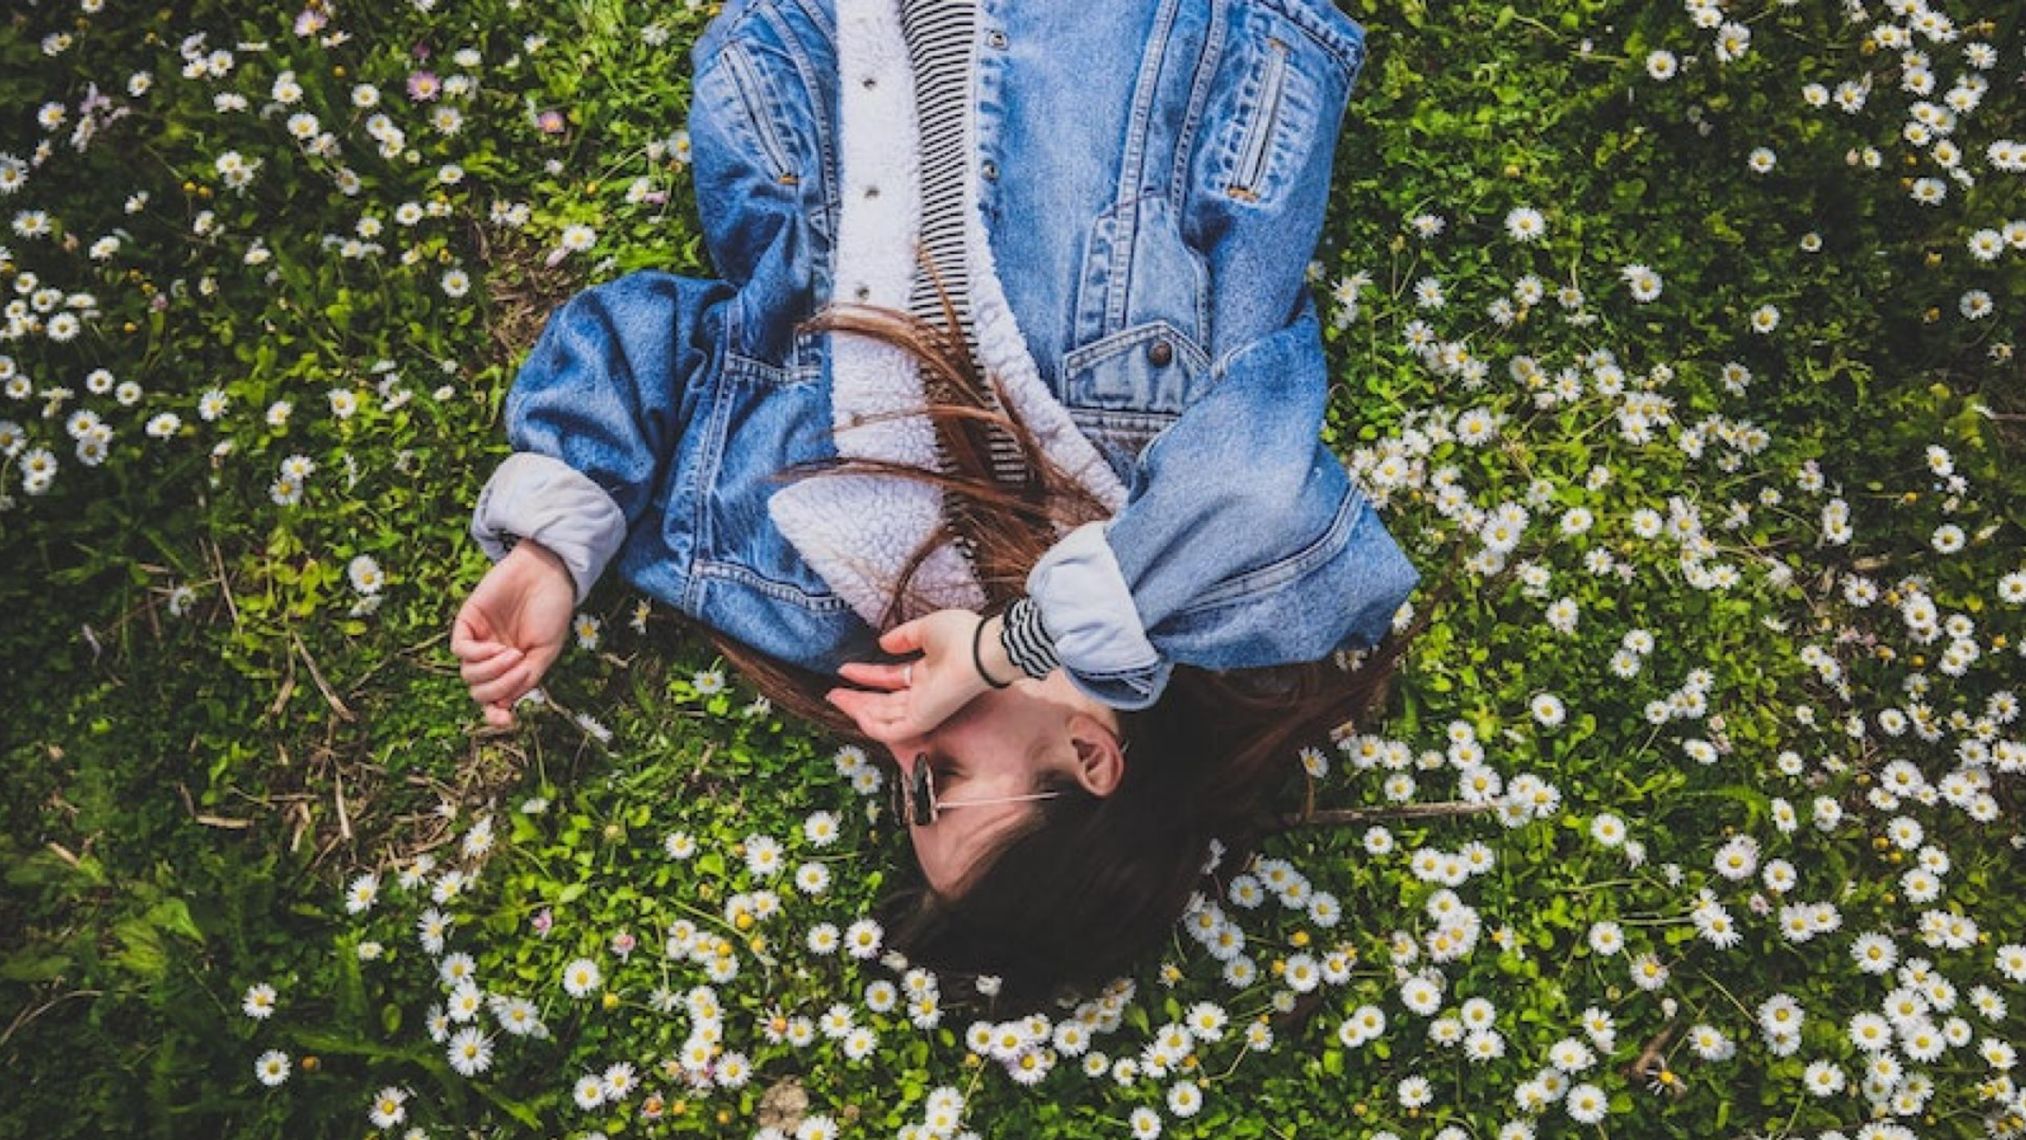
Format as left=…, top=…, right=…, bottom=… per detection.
left=471, top=0, right=1419, bottom=709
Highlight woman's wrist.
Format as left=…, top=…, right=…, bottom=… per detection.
left=971, top=612, right=1018, bottom=689
left=509, top=536, right=573, bottom=592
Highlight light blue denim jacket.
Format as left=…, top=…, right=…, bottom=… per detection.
left=471, top=0, right=1419, bottom=709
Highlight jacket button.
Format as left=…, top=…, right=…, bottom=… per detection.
left=1146, top=338, right=1173, bottom=367
left=981, top=159, right=999, bottom=181
left=986, top=29, right=1008, bottom=49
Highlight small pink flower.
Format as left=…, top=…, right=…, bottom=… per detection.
left=293, top=8, right=327, bottom=36
left=531, top=907, right=553, bottom=938
left=537, top=109, right=566, bottom=135
left=1748, top=893, right=1771, bottom=916
left=612, top=931, right=637, bottom=959
left=406, top=71, right=441, bottom=101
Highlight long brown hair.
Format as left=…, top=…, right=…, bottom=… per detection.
left=706, top=272, right=1425, bottom=1010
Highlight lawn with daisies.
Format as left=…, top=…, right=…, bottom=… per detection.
left=2, top=1, right=2023, bottom=1138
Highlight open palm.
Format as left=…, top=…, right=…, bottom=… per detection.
left=451, top=540, right=576, bottom=728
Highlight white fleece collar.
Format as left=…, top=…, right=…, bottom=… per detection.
left=767, top=0, right=1127, bottom=630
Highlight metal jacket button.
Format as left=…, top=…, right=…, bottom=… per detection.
left=981, top=159, right=999, bottom=181
left=1146, top=338, right=1173, bottom=366
left=986, top=29, right=1008, bottom=49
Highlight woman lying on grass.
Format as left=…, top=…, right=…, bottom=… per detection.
left=453, top=0, right=1420, bottom=1009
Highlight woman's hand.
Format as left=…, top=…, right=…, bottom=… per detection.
left=451, top=539, right=576, bottom=729
left=825, top=609, right=1004, bottom=744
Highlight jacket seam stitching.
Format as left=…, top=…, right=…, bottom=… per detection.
left=1071, top=661, right=1164, bottom=683
left=1170, top=0, right=1228, bottom=212
left=683, top=357, right=737, bottom=615
left=1107, top=0, right=1182, bottom=334
left=1254, top=0, right=1366, bottom=78
left=694, top=559, right=853, bottom=612
left=1061, top=317, right=1211, bottom=379
left=760, top=3, right=837, bottom=234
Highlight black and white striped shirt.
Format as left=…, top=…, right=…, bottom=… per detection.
left=899, top=0, right=1028, bottom=494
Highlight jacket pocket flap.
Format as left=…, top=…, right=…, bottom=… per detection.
left=1059, top=320, right=1212, bottom=416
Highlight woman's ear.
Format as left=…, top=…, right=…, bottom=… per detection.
left=1064, top=712, right=1127, bottom=797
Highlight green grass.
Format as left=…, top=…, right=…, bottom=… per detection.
left=2, top=1, right=2022, bottom=1137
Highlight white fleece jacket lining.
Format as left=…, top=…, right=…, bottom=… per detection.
left=767, top=0, right=1128, bottom=630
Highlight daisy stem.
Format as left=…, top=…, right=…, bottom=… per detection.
left=1692, top=967, right=1757, bottom=1025
left=664, top=896, right=745, bottom=942
left=1773, top=1084, right=1806, bottom=1139
left=1217, top=1044, right=1248, bottom=1081
left=1563, top=878, right=1646, bottom=893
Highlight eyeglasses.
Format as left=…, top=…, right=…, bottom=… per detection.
left=891, top=751, right=1062, bottom=828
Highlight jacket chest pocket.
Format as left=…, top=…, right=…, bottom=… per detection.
left=718, top=40, right=802, bottom=188
left=1058, top=318, right=1212, bottom=471
left=1207, top=6, right=1349, bottom=208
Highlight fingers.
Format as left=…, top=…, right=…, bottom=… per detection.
left=460, top=646, right=523, bottom=686
left=827, top=687, right=928, bottom=744
left=878, top=618, right=924, bottom=655
left=837, top=660, right=912, bottom=691
left=470, top=662, right=534, bottom=707
left=450, top=604, right=494, bottom=661
left=483, top=701, right=516, bottom=729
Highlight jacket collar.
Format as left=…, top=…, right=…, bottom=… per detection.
left=767, top=0, right=1127, bottom=630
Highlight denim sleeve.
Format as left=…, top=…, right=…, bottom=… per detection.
left=470, top=271, right=736, bottom=603
left=1028, top=298, right=1419, bottom=710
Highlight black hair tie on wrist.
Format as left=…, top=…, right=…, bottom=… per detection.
left=971, top=614, right=1013, bottom=689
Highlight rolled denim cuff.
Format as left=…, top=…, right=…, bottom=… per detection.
left=1026, top=521, right=1170, bottom=710
left=470, top=452, right=628, bottom=605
